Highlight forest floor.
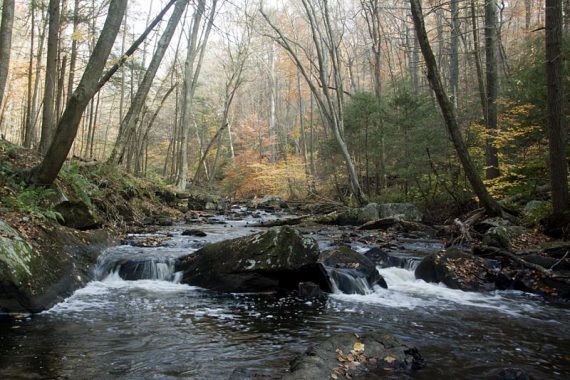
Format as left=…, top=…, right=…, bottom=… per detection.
left=0, top=139, right=182, bottom=246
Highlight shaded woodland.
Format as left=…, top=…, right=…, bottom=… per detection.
left=0, top=0, right=568, bottom=222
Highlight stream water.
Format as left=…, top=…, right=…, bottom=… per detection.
left=1, top=210, right=569, bottom=379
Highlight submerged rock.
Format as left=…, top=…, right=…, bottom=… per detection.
left=0, top=219, right=112, bottom=313
left=284, top=332, right=425, bottom=379
left=320, top=246, right=387, bottom=293
left=175, top=226, right=331, bottom=293
left=415, top=248, right=496, bottom=291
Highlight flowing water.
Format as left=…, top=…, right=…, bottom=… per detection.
left=1, top=211, right=569, bottom=379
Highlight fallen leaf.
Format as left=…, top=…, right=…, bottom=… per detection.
left=353, top=341, right=365, bottom=352
left=384, top=355, right=396, bottom=364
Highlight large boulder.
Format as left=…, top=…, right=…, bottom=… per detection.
left=250, top=195, right=288, bottom=211
left=320, top=247, right=387, bottom=294
left=415, top=248, right=496, bottom=291
left=476, top=218, right=527, bottom=250
left=0, top=219, right=112, bottom=313
left=55, top=200, right=101, bottom=230
left=283, top=332, right=425, bottom=379
left=175, top=226, right=331, bottom=293
left=187, top=193, right=225, bottom=211
left=377, top=203, right=422, bottom=222
left=319, top=203, right=380, bottom=225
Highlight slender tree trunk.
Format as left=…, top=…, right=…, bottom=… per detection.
left=67, top=0, right=80, bottom=105
left=176, top=0, right=217, bottom=190
left=24, top=3, right=46, bottom=148
left=485, top=0, right=500, bottom=179
left=0, top=0, right=15, bottom=110
left=30, top=0, right=127, bottom=186
left=39, top=0, right=61, bottom=154
left=108, top=0, right=188, bottom=164
left=450, top=0, right=459, bottom=108
left=409, top=0, right=503, bottom=216
left=471, top=0, right=488, bottom=121
left=546, top=0, right=569, bottom=212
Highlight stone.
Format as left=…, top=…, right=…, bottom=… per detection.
left=188, top=193, right=225, bottom=211
left=250, top=195, right=288, bottom=211
left=297, top=281, right=323, bottom=298
left=477, top=218, right=527, bottom=250
left=363, top=247, right=406, bottom=268
left=0, top=219, right=112, bottom=313
left=175, top=226, right=332, bottom=293
left=415, top=248, right=496, bottom=291
left=54, top=200, right=101, bottom=230
left=320, top=246, right=387, bottom=293
left=377, top=203, right=422, bottom=222
left=522, top=200, right=549, bottom=219
left=181, top=229, right=207, bottom=237
left=283, top=332, right=425, bottom=379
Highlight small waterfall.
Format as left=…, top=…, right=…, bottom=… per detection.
left=403, top=257, right=422, bottom=271
left=326, top=268, right=374, bottom=295
left=96, top=256, right=179, bottom=282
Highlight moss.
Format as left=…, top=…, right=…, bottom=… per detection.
left=0, top=220, right=35, bottom=285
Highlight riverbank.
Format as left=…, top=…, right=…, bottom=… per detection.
left=0, top=140, right=181, bottom=313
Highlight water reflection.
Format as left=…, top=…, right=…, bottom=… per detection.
left=1, top=216, right=569, bottom=379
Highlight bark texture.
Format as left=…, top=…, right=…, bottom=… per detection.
left=409, top=0, right=503, bottom=216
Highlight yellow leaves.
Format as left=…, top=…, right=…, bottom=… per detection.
left=383, top=355, right=396, bottom=364
left=353, top=341, right=365, bottom=352
left=222, top=155, right=311, bottom=199
left=332, top=340, right=367, bottom=379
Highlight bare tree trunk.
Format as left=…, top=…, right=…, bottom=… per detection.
left=67, top=0, right=80, bottom=105
left=450, top=0, right=459, bottom=108
left=108, top=0, right=188, bottom=164
left=176, top=0, right=217, bottom=190
left=409, top=0, right=503, bottom=217
left=0, top=0, right=15, bottom=110
left=485, top=0, right=500, bottom=179
left=24, top=3, right=47, bottom=148
left=546, top=0, right=569, bottom=212
left=261, top=0, right=367, bottom=206
left=30, top=0, right=127, bottom=186
left=471, top=0, right=488, bottom=121
left=39, top=0, right=61, bottom=154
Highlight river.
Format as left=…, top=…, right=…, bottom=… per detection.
left=1, top=210, right=569, bottom=379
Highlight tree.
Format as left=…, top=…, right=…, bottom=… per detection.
left=0, top=0, right=15, bottom=110
left=30, top=0, right=128, bottom=186
left=108, top=0, right=189, bottom=165
left=546, top=0, right=569, bottom=212
left=261, top=0, right=368, bottom=206
left=409, top=0, right=503, bottom=216
left=176, top=0, right=218, bottom=190
left=485, top=0, right=500, bottom=179
left=39, top=0, right=61, bottom=154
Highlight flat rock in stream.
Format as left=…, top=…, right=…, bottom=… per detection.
left=283, top=332, right=425, bottom=380
left=175, top=226, right=331, bottom=293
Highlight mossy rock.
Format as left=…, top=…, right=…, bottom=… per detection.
left=175, top=226, right=331, bottom=293
left=0, top=219, right=112, bottom=313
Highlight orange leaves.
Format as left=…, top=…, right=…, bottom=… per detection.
left=222, top=155, right=310, bottom=199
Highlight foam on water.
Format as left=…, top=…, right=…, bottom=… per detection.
left=330, top=266, right=541, bottom=317
left=45, top=272, right=198, bottom=315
